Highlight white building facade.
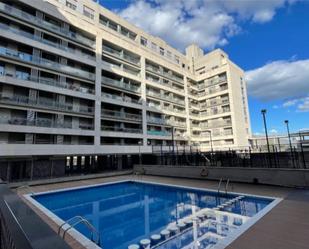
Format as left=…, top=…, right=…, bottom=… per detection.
left=0, top=0, right=251, bottom=161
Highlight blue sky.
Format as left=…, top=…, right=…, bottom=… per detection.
left=99, top=0, right=309, bottom=135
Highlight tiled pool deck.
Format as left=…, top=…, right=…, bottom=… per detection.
left=17, top=175, right=309, bottom=249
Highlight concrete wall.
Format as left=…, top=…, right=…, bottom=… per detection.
left=134, top=165, right=309, bottom=187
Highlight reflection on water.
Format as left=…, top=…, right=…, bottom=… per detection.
left=34, top=182, right=272, bottom=249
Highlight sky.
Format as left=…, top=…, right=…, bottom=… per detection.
left=99, top=0, right=309, bottom=135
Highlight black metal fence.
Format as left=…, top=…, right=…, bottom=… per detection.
left=149, top=143, right=309, bottom=169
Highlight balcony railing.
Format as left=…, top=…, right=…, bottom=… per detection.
left=101, top=76, right=140, bottom=93
left=146, top=77, right=185, bottom=93
left=199, top=109, right=231, bottom=117
left=0, top=23, right=95, bottom=61
left=0, top=2, right=95, bottom=48
left=101, top=109, right=142, bottom=121
left=102, top=46, right=140, bottom=65
left=1, top=71, right=95, bottom=95
left=200, top=99, right=230, bottom=109
left=102, top=61, right=141, bottom=77
left=0, top=46, right=95, bottom=80
left=102, top=93, right=141, bottom=105
left=146, top=91, right=185, bottom=106
left=200, top=120, right=232, bottom=129
left=0, top=95, right=94, bottom=115
left=146, top=65, right=184, bottom=84
left=0, top=116, right=94, bottom=130
left=147, top=117, right=167, bottom=125
left=101, top=125, right=142, bottom=134
left=147, top=130, right=171, bottom=136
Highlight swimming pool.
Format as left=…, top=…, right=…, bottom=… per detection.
left=27, top=181, right=280, bottom=249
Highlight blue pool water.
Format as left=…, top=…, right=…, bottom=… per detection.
left=33, top=181, right=273, bottom=249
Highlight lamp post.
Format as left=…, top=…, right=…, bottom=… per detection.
left=285, top=120, right=295, bottom=168
left=261, top=109, right=270, bottom=154
left=261, top=109, right=272, bottom=168
left=138, top=140, right=142, bottom=166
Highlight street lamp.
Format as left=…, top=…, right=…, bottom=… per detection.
left=284, top=120, right=295, bottom=168
left=138, top=140, right=142, bottom=166
left=261, top=109, right=270, bottom=154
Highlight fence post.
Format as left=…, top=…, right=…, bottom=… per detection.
left=300, top=142, right=306, bottom=169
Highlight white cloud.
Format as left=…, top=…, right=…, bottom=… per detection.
left=297, top=96, right=309, bottom=112
left=270, top=129, right=278, bottom=134
left=117, top=0, right=299, bottom=51
left=283, top=99, right=299, bottom=107
left=245, top=59, right=309, bottom=101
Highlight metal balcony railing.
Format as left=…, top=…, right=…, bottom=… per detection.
left=101, top=76, right=140, bottom=93
left=102, top=93, right=141, bottom=105
left=1, top=71, right=95, bottom=95
left=0, top=116, right=94, bottom=130
left=200, top=120, right=232, bottom=129
left=0, top=47, right=95, bottom=80
left=146, top=91, right=185, bottom=106
left=0, top=95, right=94, bottom=115
left=0, top=23, right=95, bottom=61
left=147, top=130, right=171, bottom=136
left=101, top=109, right=142, bottom=121
left=103, top=46, right=140, bottom=65
left=0, top=2, right=95, bottom=48
left=146, top=65, right=184, bottom=84
left=101, top=125, right=142, bottom=133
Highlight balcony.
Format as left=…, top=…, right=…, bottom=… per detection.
left=199, top=109, right=231, bottom=117
left=200, top=99, right=230, bottom=109
left=0, top=116, right=94, bottom=130
left=147, top=117, right=167, bottom=125
left=0, top=2, right=95, bottom=48
left=102, top=45, right=140, bottom=65
left=0, top=23, right=95, bottom=61
left=1, top=71, right=95, bottom=95
left=0, top=95, right=94, bottom=115
left=101, top=109, right=142, bottom=122
left=146, top=65, right=184, bottom=84
left=102, top=61, right=140, bottom=77
left=146, top=91, right=185, bottom=106
left=0, top=46, right=95, bottom=80
left=146, top=76, right=185, bottom=93
left=200, top=120, right=232, bottom=129
left=205, top=77, right=228, bottom=87
left=101, top=76, right=140, bottom=93
left=102, top=93, right=141, bottom=105
left=101, top=125, right=142, bottom=134
left=147, top=130, right=171, bottom=136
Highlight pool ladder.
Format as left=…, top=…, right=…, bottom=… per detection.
left=58, top=216, right=101, bottom=247
left=217, top=178, right=230, bottom=195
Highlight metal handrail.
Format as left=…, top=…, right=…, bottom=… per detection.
left=225, top=179, right=230, bottom=194
left=217, top=178, right=223, bottom=194
left=58, top=216, right=101, bottom=246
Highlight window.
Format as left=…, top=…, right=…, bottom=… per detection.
left=0, top=65, right=4, bottom=76
left=159, top=47, right=164, bottom=56
left=66, top=0, right=77, bottom=10
left=174, top=55, right=180, bottom=64
left=151, top=42, right=157, bottom=51
left=167, top=50, right=172, bottom=59
left=141, top=37, right=147, bottom=46
left=83, top=5, right=94, bottom=19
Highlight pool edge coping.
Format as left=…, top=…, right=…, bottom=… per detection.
left=24, top=178, right=283, bottom=249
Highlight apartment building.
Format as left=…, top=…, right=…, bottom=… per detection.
left=0, top=0, right=251, bottom=180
